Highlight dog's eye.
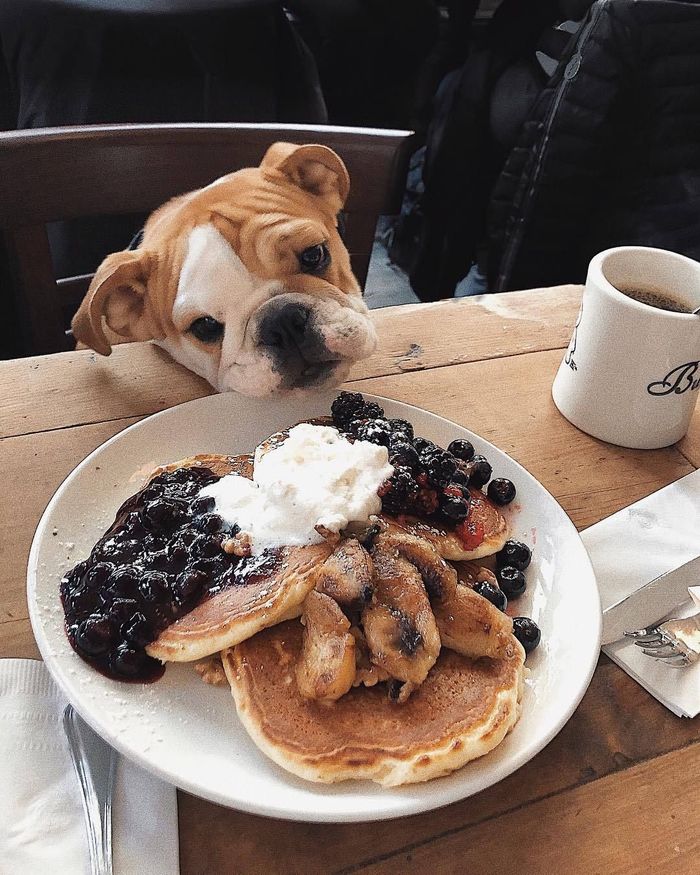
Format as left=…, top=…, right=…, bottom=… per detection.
left=299, top=243, right=330, bottom=274
left=189, top=316, right=224, bottom=344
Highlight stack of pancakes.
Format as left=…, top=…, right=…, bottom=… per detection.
left=145, top=445, right=526, bottom=787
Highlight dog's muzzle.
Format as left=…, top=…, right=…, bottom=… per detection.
left=257, top=300, right=340, bottom=388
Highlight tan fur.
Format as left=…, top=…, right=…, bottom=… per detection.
left=72, top=143, right=363, bottom=370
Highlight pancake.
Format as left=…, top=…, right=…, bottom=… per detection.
left=149, top=452, right=253, bottom=481
left=223, top=620, right=525, bottom=786
left=379, top=488, right=508, bottom=561
left=146, top=452, right=334, bottom=662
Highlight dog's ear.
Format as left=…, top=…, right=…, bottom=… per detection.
left=71, top=249, right=161, bottom=356
left=261, top=142, right=350, bottom=213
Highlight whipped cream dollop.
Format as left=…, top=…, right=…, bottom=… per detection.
left=198, top=424, right=394, bottom=554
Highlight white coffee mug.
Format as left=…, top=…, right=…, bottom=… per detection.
left=552, top=246, right=700, bottom=449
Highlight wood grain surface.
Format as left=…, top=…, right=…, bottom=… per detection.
left=1, top=285, right=698, bottom=875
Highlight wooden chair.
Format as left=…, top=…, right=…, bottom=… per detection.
left=0, top=123, right=413, bottom=356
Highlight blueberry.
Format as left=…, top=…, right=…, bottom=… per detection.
left=496, top=539, right=532, bottom=571
left=138, top=571, right=171, bottom=604
left=191, top=556, right=229, bottom=578
left=173, top=569, right=207, bottom=603
left=389, top=440, right=419, bottom=470
left=142, top=498, right=185, bottom=532
left=84, top=562, right=114, bottom=589
left=109, top=643, right=147, bottom=677
left=191, top=495, right=215, bottom=517
left=166, top=538, right=189, bottom=567
left=107, top=567, right=139, bottom=598
left=75, top=614, right=118, bottom=656
left=66, top=585, right=99, bottom=617
left=439, top=495, right=470, bottom=523
left=199, top=534, right=225, bottom=558
left=388, top=418, right=414, bottom=441
left=513, top=617, right=541, bottom=653
left=497, top=565, right=526, bottom=598
left=123, top=612, right=153, bottom=648
left=448, top=439, right=475, bottom=462
left=107, top=597, right=140, bottom=625
left=487, top=478, right=517, bottom=506
left=451, top=468, right=469, bottom=485
left=473, top=581, right=507, bottom=612
left=178, top=527, right=200, bottom=547
left=122, top=510, right=147, bottom=538
left=194, top=513, right=227, bottom=535
left=469, top=455, right=492, bottom=489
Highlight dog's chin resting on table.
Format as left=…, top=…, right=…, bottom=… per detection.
left=71, top=142, right=377, bottom=397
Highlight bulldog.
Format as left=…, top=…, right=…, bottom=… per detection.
left=72, top=142, right=377, bottom=396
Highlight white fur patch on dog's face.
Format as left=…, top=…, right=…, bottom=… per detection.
left=159, top=224, right=376, bottom=396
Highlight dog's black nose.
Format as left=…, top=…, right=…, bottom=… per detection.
left=258, top=303, right=311, bottom=352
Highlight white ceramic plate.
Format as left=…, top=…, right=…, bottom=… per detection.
left=28, top=390, right=601, bottom=822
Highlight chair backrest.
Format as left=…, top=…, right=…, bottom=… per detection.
left=0, top=123, right=413, bottom=356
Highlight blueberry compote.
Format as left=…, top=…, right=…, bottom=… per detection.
left=60, top=465, right=241, bottom=682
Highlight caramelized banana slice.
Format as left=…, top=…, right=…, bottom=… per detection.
left=375, top=531, right=457, bottom=599
left=453, top=561, right=498, bottom=588
left=350, top=626, right=391, bottom=688
left=375, top=531, right=514, bottom=661
left=295, top=591, right=356, bottom=702
left=361, top=544, right=441, bottom=686
left=431, top=584, right=515, bottom=661
left=315, top=538, right=374, bottom=610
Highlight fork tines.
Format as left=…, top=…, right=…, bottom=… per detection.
left=624, top=628, right=694, bottom=667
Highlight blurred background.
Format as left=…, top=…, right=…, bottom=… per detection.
left=1, top=0, right=699, bottom=358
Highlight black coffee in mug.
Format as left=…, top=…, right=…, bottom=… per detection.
left=616, top=283, right=693, bottom=313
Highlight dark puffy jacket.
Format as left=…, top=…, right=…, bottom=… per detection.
left=406, top=0, right=700, bottom=300
left=488, top=0, right=700, bottom=291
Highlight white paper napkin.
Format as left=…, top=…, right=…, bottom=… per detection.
left=581, top=468, right=700, bottom=718
left=0, top=659, right=180, bottom=874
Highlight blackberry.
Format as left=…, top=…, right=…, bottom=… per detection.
left=361, top=401, right=385, bottom=420
left=487, top=478, right=517, bottom=506
left=356, top=418, right=392, bottom=447
left=419, top=448, right=457, bottom=487
left=447, top=439, right=475, bottom=462
left=380, top=466, right=419, bottom=515
left=469, top=455, right=492, bottom=489
left=331, top=392, right=366, bottom=429
left=388, top=418, right=414, bottom=441
left=413, top=437, right=437, bottom=455
left=513, top=617, right=541, bottom=653
left=389, top=440, right=419, bottom=470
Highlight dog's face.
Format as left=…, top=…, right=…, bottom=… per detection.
left=72, top=143, right=377, bottom=396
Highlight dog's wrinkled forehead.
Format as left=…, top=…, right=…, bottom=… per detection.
left=140, top=143, right=357, bottom=305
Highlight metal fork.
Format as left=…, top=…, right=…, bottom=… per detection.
left=62, top=704, right=117, bottom=875
left=625, top=612, right=700, bottom=667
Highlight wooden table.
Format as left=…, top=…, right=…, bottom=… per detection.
left=2, top=285, right=699, bottom=874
